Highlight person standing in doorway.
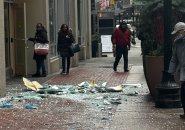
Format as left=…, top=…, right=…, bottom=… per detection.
left=168, top=22, right=185, bottom=119
left=28, top=23, right=48, bottom=77
left=112, top=21, right=131, bottom=72
left=57, top=24, right=75, bottom=74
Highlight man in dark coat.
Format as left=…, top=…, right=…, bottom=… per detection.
left=57, top=24, right=74, bottom=74
left=112, top=21, right=131, bottom=72
left=28, top=23, right=48, bottom=77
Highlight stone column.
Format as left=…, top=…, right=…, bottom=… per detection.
left=79, top=0, right=87, bottom=60
left=0, top=1, right=6, bottom=97
left=69, top=0, right=79, bottom=67
left=87, top=1, right=92, bottom=59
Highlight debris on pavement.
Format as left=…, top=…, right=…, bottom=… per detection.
left=23, top=77, right=43, bottom=91
left=122, top=83, right=142, bottom=89
left=1, top=75, right=146, bottom=130
left=125, top=91, right=138, bottom=96
left=106, top=85, right=123, bottom=92
left=103, top=100, right=111, bottom=105
left=22, top=78, right=142, bottom=96
left=3, top=79, right=143, bottom=112
left=24, top=104, right=38, bottom=110
left=121, top=83, right=141, bottom=96
left=0, top=103, right=15, bottom=108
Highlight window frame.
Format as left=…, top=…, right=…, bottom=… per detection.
left=48, top=0, right=57, bottom=58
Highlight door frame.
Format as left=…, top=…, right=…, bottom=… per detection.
left=13, top=1, right=28, bottom=76
left=4, top=1, right=15, bottom=78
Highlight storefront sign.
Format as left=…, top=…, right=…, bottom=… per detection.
left=101, top=35, right=112, bottom=52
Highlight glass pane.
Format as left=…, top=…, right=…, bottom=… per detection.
left=49, top=45, right=57, bottom=57
left=14, top=3, right=26, bottom=75
left=4, top=3, right=10, bottom=67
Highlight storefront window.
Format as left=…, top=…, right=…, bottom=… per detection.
left=49, top=0, right=57, bottom=57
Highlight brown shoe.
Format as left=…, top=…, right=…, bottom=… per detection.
left=180, top=114, right=185, bottom=119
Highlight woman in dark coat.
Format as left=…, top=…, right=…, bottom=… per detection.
left=28, top=23, right=48, bottom=77
left=57, top=24, right=74, bottom=74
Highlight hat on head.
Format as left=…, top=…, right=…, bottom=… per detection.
left=171, top=22, right=185, bottom=34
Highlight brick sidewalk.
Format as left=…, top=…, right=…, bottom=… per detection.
left=45, top=57, right=130, bottom=87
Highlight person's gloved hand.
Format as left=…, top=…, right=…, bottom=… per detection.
left=113, top=44, right=116, bottom=48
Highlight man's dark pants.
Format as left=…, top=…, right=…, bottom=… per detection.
left=113, top=45, right=128, bottom=71
left=181, top=82, right=185, bottom=113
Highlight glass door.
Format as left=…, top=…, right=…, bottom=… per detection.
left=4, top=2, right=11, bottom=77
left=14, top=2, right=27, bottom=76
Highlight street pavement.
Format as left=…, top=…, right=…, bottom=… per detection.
left=3, top=38, right=185, bottom=130
left=110, top=39, right=185, bottom=130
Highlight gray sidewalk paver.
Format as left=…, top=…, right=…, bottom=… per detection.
left=110, top=43, right=185, bottom=130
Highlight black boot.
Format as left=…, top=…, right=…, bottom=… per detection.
left=66, top=57, right=70, bottom=74
left=61, top=70, right=66, bottom=74
left=41, top=71, right=47, bottom=77
left=113, top=63, right=117, bottom=72
left=124, top=65, right=129, bottom=72
left=124, top=69, right=129, bottom=72
left=60, top=67, right=66, bottom=74
left=66, top=69, right=69, bottom=74
left=32, top=73, right=41, bottom=77
left=61, top=57, right=66, bottom=74
left=66, top=65, right=70, bottom=74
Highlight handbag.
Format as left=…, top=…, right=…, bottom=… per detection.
left=34, top=43, right=49, bottom=55
left=69, top=43, right=80, bottom=54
